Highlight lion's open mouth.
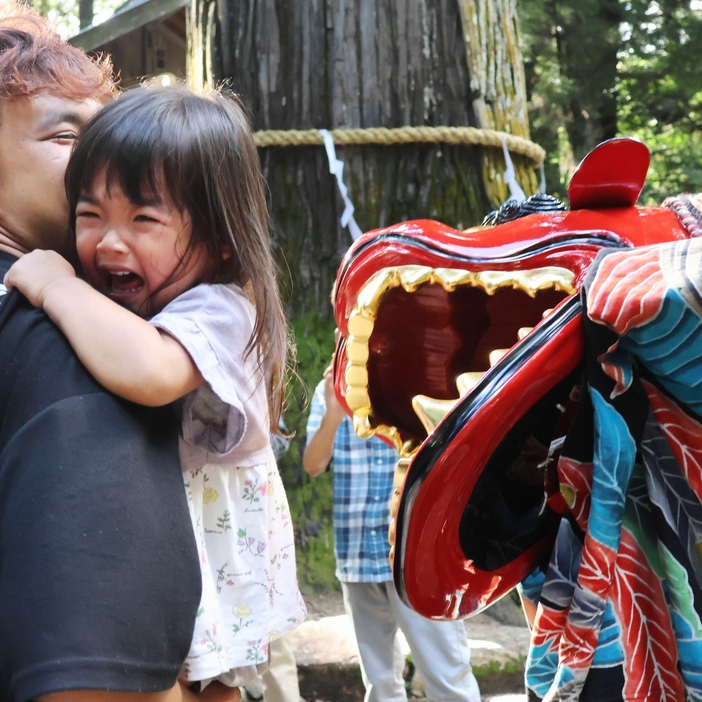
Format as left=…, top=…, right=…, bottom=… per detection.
left=343, top=264, right=576, bottom=448
left=332, top=227, right=615, bottom=618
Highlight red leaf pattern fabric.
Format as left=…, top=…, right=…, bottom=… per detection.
left=612, top=527, right=685, bottom=700
left=558, top=457, right=594, bottom=530
left=587, top=247, right=668, bottom=336
left=560, top=538, right=617, bottom=671
left=645, top=381, right=702, bottom=499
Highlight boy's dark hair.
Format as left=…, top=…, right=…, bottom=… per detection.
left=0, top=2, right=116, bottom=103
left=65, top=84, right=289, bottom=426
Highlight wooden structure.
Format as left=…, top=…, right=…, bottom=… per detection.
left=70, top=0, right=187, bottom=87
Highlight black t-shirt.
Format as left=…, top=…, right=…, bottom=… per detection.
left=0, top=252, right=201, bottom=702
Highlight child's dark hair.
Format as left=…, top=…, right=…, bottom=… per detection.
left=65, top=84, right=288, bottom=427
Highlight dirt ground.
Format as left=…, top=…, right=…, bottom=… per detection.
left=303, top=590, right=347, bottom=620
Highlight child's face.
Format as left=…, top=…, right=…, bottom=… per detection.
left=75, top=170, right=212, bottom=316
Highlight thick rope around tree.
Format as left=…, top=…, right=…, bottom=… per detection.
left=253, top=125, right=545, bottom=166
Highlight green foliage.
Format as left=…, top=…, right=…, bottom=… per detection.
left=520, top=0, right=622, bottom=194
left=520, top=0, right=702, bottom=201
left=32, top=0, right=122, bottom=38
left=471, top=657, right=526, bottom=677
left=618, top=1, right=702, bottom=202
left=278, top=310, right=340, bottom=593
left=626, top=125, right=702, bottom=204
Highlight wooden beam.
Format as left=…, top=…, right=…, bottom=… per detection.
left=69, top=0, right=186, bottom=51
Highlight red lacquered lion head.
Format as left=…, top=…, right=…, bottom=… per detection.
left=331, top=138, right=696, bottom=619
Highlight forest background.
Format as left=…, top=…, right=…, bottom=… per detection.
left=39, top=0, right=702, bottom=590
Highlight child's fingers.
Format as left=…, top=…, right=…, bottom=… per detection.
left=3, top=259, right=28, bottom=290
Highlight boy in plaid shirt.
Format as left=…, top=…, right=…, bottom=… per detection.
left=304, top=366, right=480, bottom=702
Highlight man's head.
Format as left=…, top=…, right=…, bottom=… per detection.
left=0, top=2, right=117, bottom=258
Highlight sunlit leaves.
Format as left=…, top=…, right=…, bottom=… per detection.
left=519, top=0, right=702, bottom=201
left=32, top=0, right=123, bottom=38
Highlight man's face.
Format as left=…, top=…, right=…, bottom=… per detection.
left=0, top=93, right=101, bottom=256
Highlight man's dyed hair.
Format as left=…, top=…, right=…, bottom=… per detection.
left=0, top=2, right=116, bottom=103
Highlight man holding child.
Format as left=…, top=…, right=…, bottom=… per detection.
left=0, top=6, right=235, bottom=702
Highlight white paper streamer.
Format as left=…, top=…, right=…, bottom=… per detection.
left=502, top=134, right=527, bottom=202
left=538, top=162, right=546, bottom=194
left=320, top=129, right=363, bottom=240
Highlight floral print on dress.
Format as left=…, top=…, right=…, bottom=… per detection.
left=181, top=458, right=307, bottom=685
left=246, top=639, right=268, bottom=664
left=149, top=284, right=307, bottom=688
left=242, top=477, right=267, bottom=506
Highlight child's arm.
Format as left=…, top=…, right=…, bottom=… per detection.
left=4, top=250, right=204, bottom=407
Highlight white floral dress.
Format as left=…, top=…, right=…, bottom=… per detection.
left=150, top=283, right=306, bottom=687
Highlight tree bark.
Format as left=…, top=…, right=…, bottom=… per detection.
left=457, top=0, right=537, bottom=203
left=187, top=0, right=537, bottom=314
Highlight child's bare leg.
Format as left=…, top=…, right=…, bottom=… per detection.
left=195, top=681, right=240, bottom=702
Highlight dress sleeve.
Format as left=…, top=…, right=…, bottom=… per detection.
left=150, top=284, right=255, bottom=455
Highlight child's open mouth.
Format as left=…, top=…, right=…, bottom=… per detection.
left=108, top=271, right=144, bottom=296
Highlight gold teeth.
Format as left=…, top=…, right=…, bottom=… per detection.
left=456, top=371, right=485, bottom=396
left=473, top=268, right=574, bottom=297
left=353, top=414, right=376, bottom=440
left=489, top=348, right=510, bottom=367
left=412, top=395, right=459, bottom=435
left=353, top=414, right=403, bottom=449
left=354, top=265, right=575, bottom=322
left=345, top=264, right=575, bottom=447
left=348, top=310, right=374, bottom=338
left=389, top=453, right=415, bottom=565
left=346, top=340, right=369, bottom=364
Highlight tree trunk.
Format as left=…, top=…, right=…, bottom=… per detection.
left=187, top=0, right=535, bottom=315
left=457, top=0, right=537, bottom=201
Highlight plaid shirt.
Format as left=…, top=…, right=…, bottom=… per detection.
left=306, top=380, right=399, bottom=583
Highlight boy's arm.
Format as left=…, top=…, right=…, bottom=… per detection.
left=303, top=367, right=345, bottom=477
left=4, top=250, right=203, bottom=406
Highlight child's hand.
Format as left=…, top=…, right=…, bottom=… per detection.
left=323, top=364, right=346, bottom=427
left=4, top=249, right=77, bottom=309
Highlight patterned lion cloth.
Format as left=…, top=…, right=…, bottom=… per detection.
left=523, top=238, right=702, bottom=701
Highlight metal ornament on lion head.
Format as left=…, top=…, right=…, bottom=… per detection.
left=331, top=137, right=700, bottom=620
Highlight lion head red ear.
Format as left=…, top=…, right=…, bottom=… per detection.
left=568, top=137, right=650, bottom=210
